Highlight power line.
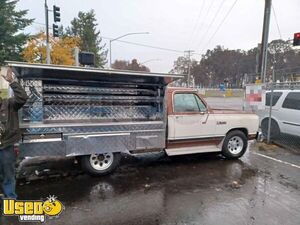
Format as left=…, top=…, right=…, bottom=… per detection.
left=200, top=0, right=238, bottom=54
left=32, top=24, right=202, bottom=56
left=192, top=0, right=215, bottom=48
left=101, top=35, right=200, bottom=55
left=272, top=4, right=282, bottom=39
left=186, top=0, right=206, bottom=48
left=196, top=0, right=227, bottom=50
left=24, top=26, right=202, bottom=56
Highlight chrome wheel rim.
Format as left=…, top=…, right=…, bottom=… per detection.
left=227, top=136, right=244, bottom=154
left=90, top=153, right=114, bottom=171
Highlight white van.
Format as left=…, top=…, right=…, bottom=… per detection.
left=258, top=90, right=300, bottom=138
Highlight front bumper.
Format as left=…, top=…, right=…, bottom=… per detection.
left=256, top=130, right=263, bottom=142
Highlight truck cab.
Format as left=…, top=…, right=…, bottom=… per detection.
left=166, top=87, right=259, bottom=157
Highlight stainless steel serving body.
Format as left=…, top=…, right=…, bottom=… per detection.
left=7, top=62, right=182, bottom=157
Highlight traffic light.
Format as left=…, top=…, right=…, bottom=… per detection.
left=53, top=5, right=61, bottom=22
left=293, top=32, right=300, bottom=46
left=53, top=24, right=59, bottom=37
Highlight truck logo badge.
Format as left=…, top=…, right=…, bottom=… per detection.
left=217, top=121, right=227, bottom=125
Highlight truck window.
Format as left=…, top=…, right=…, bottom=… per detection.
left=265, top=92, right=282, bottom=106
left=194, top=95, right=207, bottom=112
left=174, top=93, right=206, bottom=112
left=282, top=92, right=300, bottom=110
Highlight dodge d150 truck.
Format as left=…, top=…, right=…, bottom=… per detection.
left=5, top=62, right=259, bottom=176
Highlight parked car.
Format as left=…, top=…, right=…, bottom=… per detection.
left=5, top=62, right=259, bottom=176
left=258, top=90, right=300, bottom=139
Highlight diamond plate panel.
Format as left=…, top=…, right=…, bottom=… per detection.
left=20, top=79, right=43, bottom=102
left=20, top=79, right=43, bottom=122
left=23, top=122, right=165, bottom=135
left=135, top=131, right=165, bottom=150
left=20, top=141, right=66, bottom=157
left=43, top=105, right=161, bottom=121
left=66, top=134, right=130, bottom=156
left=43, top=84, right=156, bottom=95
left=44, top=94, right=162, bottom=102
left=41, top=83, right=163, bottom=121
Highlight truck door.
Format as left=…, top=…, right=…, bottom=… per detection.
left=168, top=92, right=216, bottom=140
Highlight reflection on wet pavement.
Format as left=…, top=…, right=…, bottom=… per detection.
left=2, top=144, right=300, bottom=225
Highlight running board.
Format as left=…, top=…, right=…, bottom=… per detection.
left=165, top=145, right=221, bottom=156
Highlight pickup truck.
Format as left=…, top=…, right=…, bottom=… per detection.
left=5, top=62, right=259, bottom=176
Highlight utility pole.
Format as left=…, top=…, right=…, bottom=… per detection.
left=45, top=0, right=50, bottom=64
left=185, top=50, right=194, bottom=87
left=260, top=0, right=272, bottom=83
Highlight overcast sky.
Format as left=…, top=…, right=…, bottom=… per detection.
left=17, top=0, right=300, bottom=72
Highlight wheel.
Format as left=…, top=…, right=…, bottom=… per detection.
left=261, top=118, right=280, bottom=139
left=81, top=152, right=121, bottom=176
left=222, top=130, right=248, bottom=159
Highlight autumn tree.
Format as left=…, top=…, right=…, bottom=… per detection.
left=66, top=10, right=107, bottom=67
left=0, top=0, right=33, bottom=65
left=22, top=32, right=80, bottom=65
left=112, top=59, right=150, bottom=72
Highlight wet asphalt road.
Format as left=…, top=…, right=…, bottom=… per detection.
left=1, top=142, right=300, bottom=225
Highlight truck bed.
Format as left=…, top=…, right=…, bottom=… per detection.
left=7, top=62, right=182, bottom=157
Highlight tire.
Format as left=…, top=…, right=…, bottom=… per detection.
left=81, top=152, right=121, bottom=176
left=222, top=130, right=248, bottom=159
left=261, top=118, right=280, bottom=139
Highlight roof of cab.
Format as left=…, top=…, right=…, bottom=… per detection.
left=167, top=87, right=198, bottom=93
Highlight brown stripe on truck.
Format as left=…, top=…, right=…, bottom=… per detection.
left=167, top=136, right=224, bottom=149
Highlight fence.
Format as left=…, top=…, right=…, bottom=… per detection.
left=254, top=82, right=300, bottom=152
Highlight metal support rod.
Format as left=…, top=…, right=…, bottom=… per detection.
left=45, top=0, right=51, bottom=64
left=267, top=68, right=275, bottom=144
left=260, top=0, right=272, bottom=83
left=188, top=58, right=191, bottom=87
left=74, top=47, right=80, bottom=66
left=109, top=40, right=112, bottom=68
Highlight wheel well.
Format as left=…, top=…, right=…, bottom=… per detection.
left=226, top=128, right=248, bottom=137
left=262, top=117, right=278, bottom=125
left=261, top=117, right=280, bottom=133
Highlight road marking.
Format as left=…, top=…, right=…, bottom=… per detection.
left=253, top=152, right=300, bottom=169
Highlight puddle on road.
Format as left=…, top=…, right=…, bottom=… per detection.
left=10, top=152, right=300, bottom=225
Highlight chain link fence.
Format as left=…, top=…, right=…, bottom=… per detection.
left=256, top=82, right=300, bottom=152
